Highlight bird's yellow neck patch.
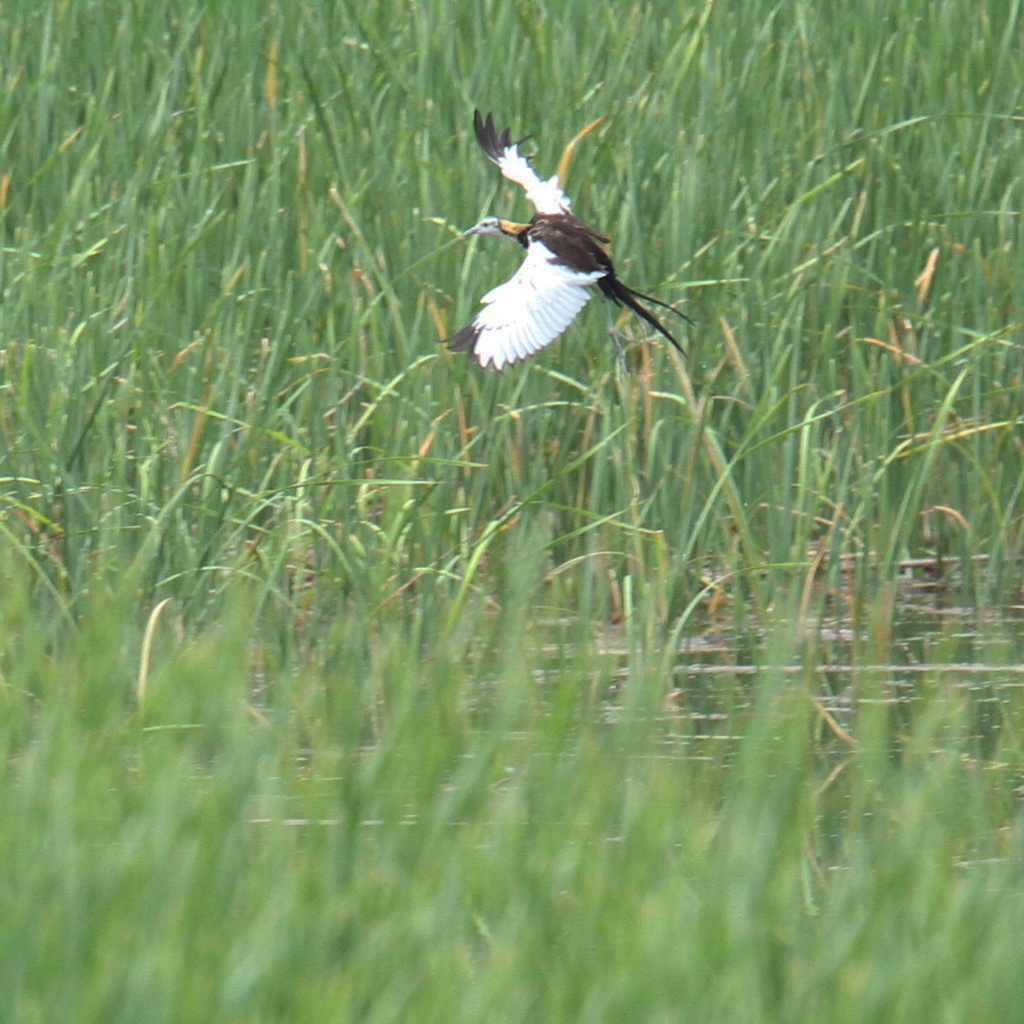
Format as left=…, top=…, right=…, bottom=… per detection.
left=499, top=219, right=530, bottom=236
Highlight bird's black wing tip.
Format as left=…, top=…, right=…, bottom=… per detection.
left=473, top=110, right=513, bottom=164
left=443, top=322, right=482, bottom=360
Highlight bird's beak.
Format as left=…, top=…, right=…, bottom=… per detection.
left=463, top=223, right=482, bottom=237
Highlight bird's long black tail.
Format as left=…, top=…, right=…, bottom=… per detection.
left=598, top=273, right=692, bottom=356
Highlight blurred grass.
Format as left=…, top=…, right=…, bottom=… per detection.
left=1, top=0, right=1024, bottom=1019
left=2, top=547, right=1023, bottom=1022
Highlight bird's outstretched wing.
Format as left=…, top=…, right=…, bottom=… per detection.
left=444, top=239, right=603, bottom=370
left=474, top=110, right=572, bottom=216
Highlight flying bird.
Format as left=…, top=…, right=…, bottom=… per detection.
left=442, top=110, right=691, bottom=371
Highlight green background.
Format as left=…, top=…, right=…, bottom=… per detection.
left=1, top=1, right=1023, bottom=1020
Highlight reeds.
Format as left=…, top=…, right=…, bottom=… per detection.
left=1, top=0, right=1023, bottom=1018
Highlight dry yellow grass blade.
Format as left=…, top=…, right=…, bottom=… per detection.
left=915, top=246, right=939, bottom=306
left=555, top=116, right=604, bottom=184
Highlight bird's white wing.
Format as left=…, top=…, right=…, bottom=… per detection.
left=453, top=240, right=603, bottom=370
left=474, top=111, right=572, bottom=216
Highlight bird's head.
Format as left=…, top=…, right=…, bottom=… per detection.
left=464, top=216, right=528, bottom=239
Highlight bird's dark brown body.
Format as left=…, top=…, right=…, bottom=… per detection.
left=508, top=214, right=612, bottom=270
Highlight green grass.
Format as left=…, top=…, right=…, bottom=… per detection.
left=2, top=0, right=1024, bottom=1019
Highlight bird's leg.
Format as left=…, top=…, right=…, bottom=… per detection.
left=604, top=301, right=628, bottom=379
